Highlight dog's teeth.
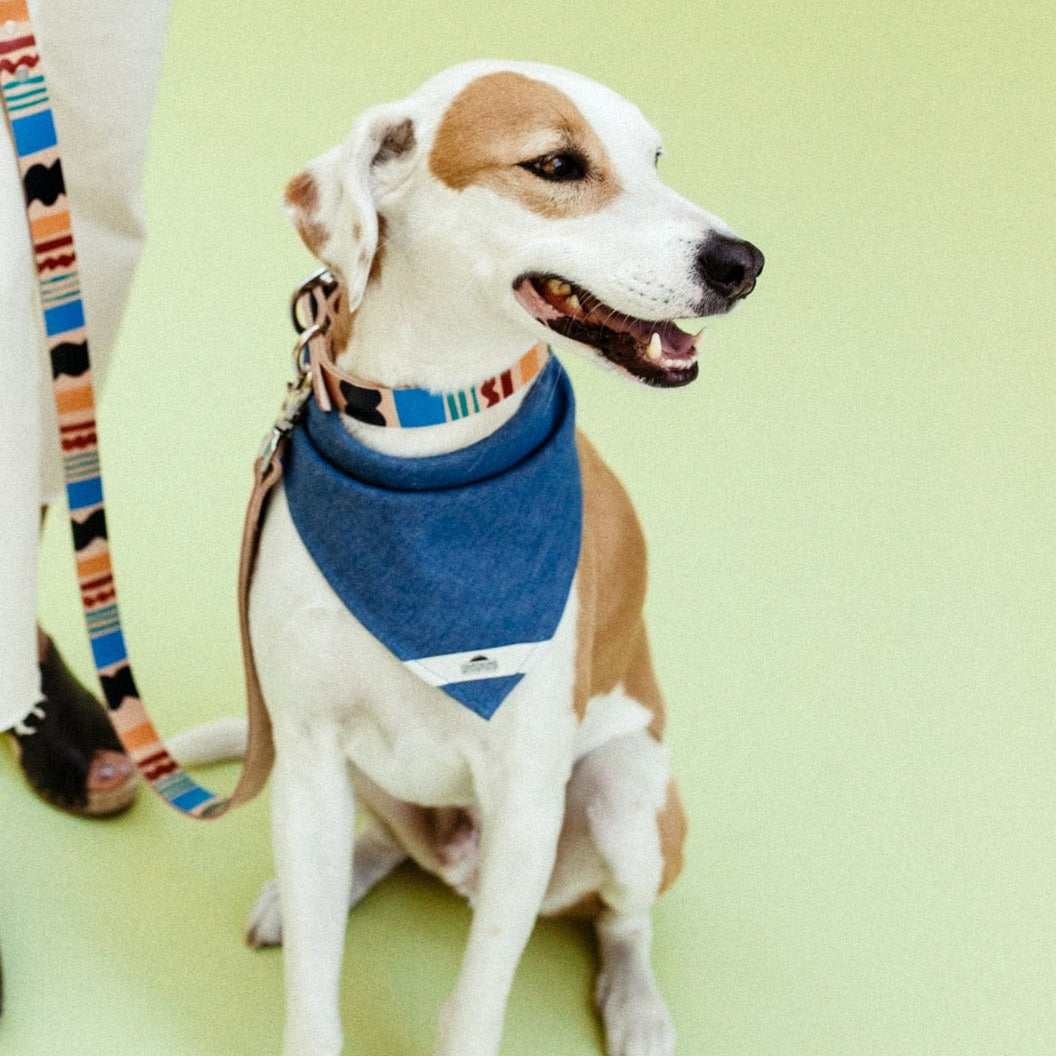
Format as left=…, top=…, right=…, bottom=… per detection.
left=547, top=278, right=572, bottom=297
left=647, top=332, right=663, bottom=361
left=566, top=294, right=582, bottom=311
left=691, top=326, right=707, bottom=350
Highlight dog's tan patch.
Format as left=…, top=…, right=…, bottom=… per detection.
left=429, top=72, right=621, bottom=218
left=552, top=780, right=686, bottom=918
left=285, top=170, right=328, bottom=255
left=573, top=433, right=665, bottom=737
left=551, top=892, right=605, bottom=919
left=657, top=780, right=687, bottom=896
left=369, top=215, right=387, bottom=284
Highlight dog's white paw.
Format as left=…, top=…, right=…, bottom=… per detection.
left=246, top=878, right=283, bottom=948
left=596, top=967, right=676, bottom=1056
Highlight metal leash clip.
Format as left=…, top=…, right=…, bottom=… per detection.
left=257, top=328, right=319, bottom=467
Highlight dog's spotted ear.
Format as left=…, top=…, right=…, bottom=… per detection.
left=284, top=105, right=418, bottom=310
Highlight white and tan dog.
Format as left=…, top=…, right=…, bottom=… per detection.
left=237, top=60, right=761, bottom=1056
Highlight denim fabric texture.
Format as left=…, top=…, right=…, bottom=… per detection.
left=283, top=356, right=583, bottom=719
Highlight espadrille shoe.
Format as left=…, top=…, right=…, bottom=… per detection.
left=6, top=636, right=138, bottom=817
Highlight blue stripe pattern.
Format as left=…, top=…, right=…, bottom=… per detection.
left=90, top=628, right=128, bottom=669
left=171, top=785, right=218, bottom=813
left=11, top=107, right=56, bottom=153
left=393, top=387, right=447, bottom=427
left=66, top=475, right=103, bottom=509
left=44, top=298, right=85, bottom=337
left=158, top=771, right=220, bottom=813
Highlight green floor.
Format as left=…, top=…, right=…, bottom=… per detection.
left=3, top=1, right=1055, bottom=1053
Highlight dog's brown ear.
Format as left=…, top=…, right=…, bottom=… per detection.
left=284, top=105, right=418, bottom=311
left=285, top=165, right=333, bottom=258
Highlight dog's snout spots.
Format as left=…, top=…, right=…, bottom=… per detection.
left=696, top=235, right=764, bottom=301
left=428, top=72, right=621, bottom=218
left=285, top=170, right=329, bottom=255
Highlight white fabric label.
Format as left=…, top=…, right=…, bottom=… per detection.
left=404, top=641, right=545, bottom=686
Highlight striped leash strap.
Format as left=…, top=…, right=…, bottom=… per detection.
left=1, top=0, right=275, bottom=817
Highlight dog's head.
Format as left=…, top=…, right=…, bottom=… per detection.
left=286, top=61, right=763, bottom=388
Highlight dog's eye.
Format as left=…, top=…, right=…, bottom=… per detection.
left=520, top=152, right=588, bottom=182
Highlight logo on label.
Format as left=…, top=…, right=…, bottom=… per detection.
left=461, top=654, right=499, bottom=676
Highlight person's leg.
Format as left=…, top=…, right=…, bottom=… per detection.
left=33, top=0, right=173, bottom=500
left=2, top=0, right=170, bottom=813
left=0, top=120, right=42, bottom=734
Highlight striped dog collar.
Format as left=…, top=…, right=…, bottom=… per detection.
left=315, top=342, right=550, bottom=429
left=291, top=269, right=549, bottom=428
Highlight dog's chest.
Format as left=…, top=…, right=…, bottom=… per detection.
left=250, top=487, right=581, bottom=806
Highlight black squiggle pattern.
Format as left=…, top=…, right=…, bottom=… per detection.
left=101, top=665, right=139, bottom=710
left=339, top=381, right=386, bottom=426
left=71, top=508, right=108, bottom=550
left=50, top=340, right=90, bottom=379
left=23, top=159, right=65, bottom=207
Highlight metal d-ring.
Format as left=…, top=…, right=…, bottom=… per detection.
left=290, top=268, right=340, bottom=335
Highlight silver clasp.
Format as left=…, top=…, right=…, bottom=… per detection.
left=258, top=314, right=326, bottom=464
left=258, top=375, right=311, bottom=464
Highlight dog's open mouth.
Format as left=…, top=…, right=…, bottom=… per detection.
left=513, top=274, right=703, bottom=387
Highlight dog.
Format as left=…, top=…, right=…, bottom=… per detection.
left=231, top=60, right=761, bottom=1056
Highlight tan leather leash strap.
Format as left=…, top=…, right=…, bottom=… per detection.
left=1, top=0, right=274, bottom=816
left=232, top=288, right=342, bottom=803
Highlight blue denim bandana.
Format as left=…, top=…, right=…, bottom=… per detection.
left=282, top=355, right=582, bottom=719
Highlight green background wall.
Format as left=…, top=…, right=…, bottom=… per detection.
left=3, top=1, right=1054, bottom=1054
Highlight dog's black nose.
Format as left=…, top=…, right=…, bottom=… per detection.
left=697, top=235, right=764, bottom=300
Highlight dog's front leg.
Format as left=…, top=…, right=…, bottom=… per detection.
left=435, top=765, right=569, bottom=1056
left=270, top=721, right=355, bottom=1056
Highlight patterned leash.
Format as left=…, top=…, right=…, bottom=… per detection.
left=1, top=0, right=274, bottom=817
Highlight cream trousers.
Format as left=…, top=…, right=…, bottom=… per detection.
left=0, top=0, right=170, bottom=728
